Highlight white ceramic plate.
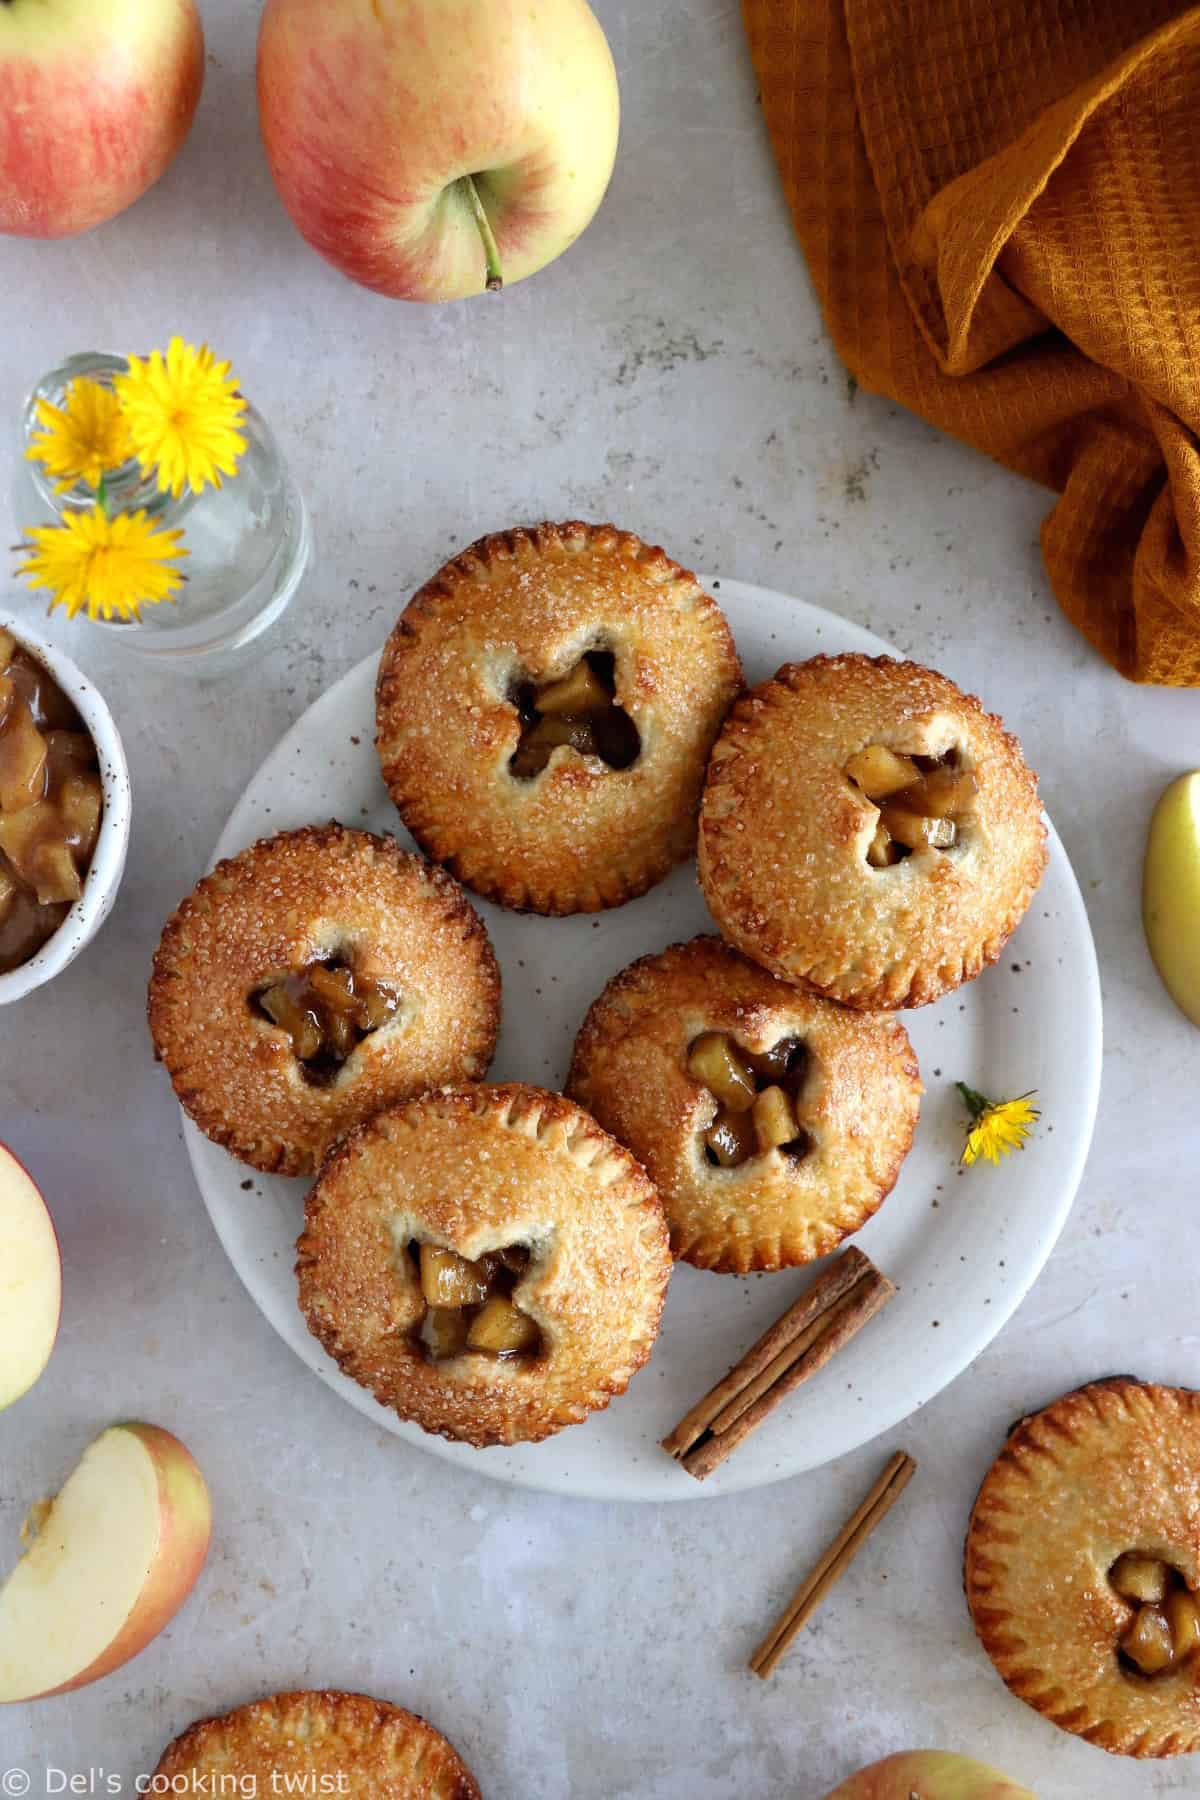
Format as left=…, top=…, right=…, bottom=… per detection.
left=186, top=581, right=1102, bottom=1501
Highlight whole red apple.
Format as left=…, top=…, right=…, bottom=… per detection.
left=821, top=1750, right=1037, bottom=1800
left=0, top=0, right=204, bottom=239
left=257, top=0, right=621, bottom=301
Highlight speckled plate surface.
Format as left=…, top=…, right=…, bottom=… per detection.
left=185, top=580, right=1101, bottom=1501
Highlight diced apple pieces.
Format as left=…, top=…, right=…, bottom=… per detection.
left=535, top=660, right=611, bottom=715
left=57, top=773, right=102, bottom=862
left=466, top=1295, right=541, bottom=1357
left=879, top=805, right=957, bottom=852
left=420, top=1306, right=471, bottom=1360
left=0, top=631, right=14, bottom=669
left=1167, top=1590, right=1200, bottom=1660
left=704, top=1107, right=757, bottom=1167
left=687, top=1032, right=756, bottom=1112
left=1111, top=1553, right=1170, bottom=1604
left=845, top=744, right=920, bottom=800
left=307, top=963, right=357, bottom=1013
left=1122, top=1604, right=1176, bottom=1675
left=0, top=806, right=82, bottom=905
left=866, top=822, right=901, bottom=868
left=752, top=1085, right=799, bottom=1153
left=418, top=1244, right=491, bottom=1309
left=0, top=696, right=48, bottom=813
left=257, top=983, right=322, bottom=1062
left=901, top=766, right=978, bottom=817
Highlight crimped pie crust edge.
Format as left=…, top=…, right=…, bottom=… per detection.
left=375, top=521, right=742, bottom=915
left=148, top=823, right=501, bottom=1177
left=297, top=1083, right=673, bottom=1448
left=567, top=935, right=922, bottom=1271
left=965, top=1378, right=1200, bottom=1758
left=153, top=1689, right=480, bottom=1798
left=698, top=653, right=1048, bottom=1009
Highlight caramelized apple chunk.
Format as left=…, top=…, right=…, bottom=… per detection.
left=1122, top=1605, right=1176, bottom=1675
left=1167, top=1590, right=1200, bottom=1661
left=466, top=1295, right=541, bottom=1357
left=752, top=1085, right=799, bottom=1153
left=880, top=805, right=957, bottom=852
left=705, top=1107, right=758, bottom=1167
left=254, top=960, right=400, bottom=1081
left=1111, top=1554, right=1170, bottom=1605
left=687, top=1033, right=756, bottom=1112
left=844, top=744, right=920, bottom=799
left=419, top=1245, right=492, bottom=1309
left=535, top=660, right=611, bottom=715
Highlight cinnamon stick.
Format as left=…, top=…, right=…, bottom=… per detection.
left=749, top=1450, right=916, bottom=1679
left=662, top=1246, right=895, bottom=1481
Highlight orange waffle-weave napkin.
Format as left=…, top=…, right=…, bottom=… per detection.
left=743, top=0, right=1200, bottom=683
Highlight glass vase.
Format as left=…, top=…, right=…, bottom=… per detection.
left=18, top=352, right=313, bottom=674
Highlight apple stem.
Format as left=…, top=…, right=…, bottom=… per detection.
left=460, top=175, right=504, bottom=293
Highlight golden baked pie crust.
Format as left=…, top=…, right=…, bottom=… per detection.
left=154, top=1690, right=480, bottom=1798
left=148, top=824, right=500, bottom=1177
left=699, top=654, right=1047, bottom=1009
left=568, top=936, right=921, bottom=1271
left=297, top=1084, right=673, bottom=1447
left=966, top=1379, right=1200, bottom=1758
left=375, top=522, right=742, bottom=914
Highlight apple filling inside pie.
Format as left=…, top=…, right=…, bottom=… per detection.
left=253, top=960, right=401, bottom=1086
left=1110, top=1553, right=1200, bottom=1677
left=686, top=1031, right=811, bottom=1169
left=845, top=743, right=978, bottom=867
left=0, top=630, right=104, bottom=974
left=509, top=651, right=641, bottom=779
left=408, top=1242, right=543, bottom=1362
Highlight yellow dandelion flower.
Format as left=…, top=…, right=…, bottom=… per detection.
left=17, top=506, right=187, bottom=623
left=26, top=379, right=132, bottom=494
left=956, top=1083, right=1040, bottom=1168
left=114, top=337, right=247, bottom=499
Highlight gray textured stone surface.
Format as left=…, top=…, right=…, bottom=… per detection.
left=0, top=3, right=1197, bottom=1795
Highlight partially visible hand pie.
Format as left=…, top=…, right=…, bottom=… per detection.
left=154, top=1690, right=480, bottom=1798
left=148, top=824, right=500, bottom=1177
left=375, top=522, right=742, bottom=914
left=567, top=936, right=921, bottom=1272
left=699, top=654, right=1047, bottom=1009
left=297, top=1084, right=672, bottom=1446
left=966, top=1378, right=1200, bottom=1758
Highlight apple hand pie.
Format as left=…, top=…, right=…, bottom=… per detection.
left=298, top=1084, right=672, bottom=1446
left=154, top=1690, right=480, bottom=1798
left=967, top=1378, right=1200, bottom=1758
left=148, top=824, right=500, bottom=1176
left=568, top=936, right=921, bottom=1271
left=699, top=654, right=1046, bottom=1009
left=375, top=522, right=741, bottom=914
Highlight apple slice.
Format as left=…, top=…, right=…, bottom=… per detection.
left=0, top=1423, right=211, bottom=1702
left=1144, top=770, right=1200, bottom=1027
left=0, top=1143, right=61, bottom=1411
left=821, top=1750, right=1036, bottom=1800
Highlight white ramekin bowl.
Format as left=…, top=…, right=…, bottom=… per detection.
left=0, top=616, right=132, bottom=1004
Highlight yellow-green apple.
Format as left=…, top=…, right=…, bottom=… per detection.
left=0, top=1143, right=60, bottom=1411
left=1144, top=769, right=1200, bottom=1028
left=0, top=0, right=204, bottom=239
left=0, top=1422, right=211, bottom=1701
left=257, top=0, right=620, bottom=301
left=821, top=1751, right=1037, bottom=1800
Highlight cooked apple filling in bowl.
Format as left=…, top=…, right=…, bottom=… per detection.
left=1110, top=1553, right=1200, bottom=1678
left=410, top=1242, right=542, bottom=1362
left=0, top=628, right=104, bottom=975
left=844, top=742, right=978, bottom=867
left=686, top=1030, right=811, bottom=1168
left=253, top=959, right=401, bottom=1086
left=508, top=650, right=641, bottom=779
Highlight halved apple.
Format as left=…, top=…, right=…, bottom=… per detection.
left=0, top=1422, right=211, bottom=1702
left=0, top=1142, right=61, bottom=1410
left=821, top=1750, right=1036, bottom=1800
left=1144, top=770, right=1200, bottom=1027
